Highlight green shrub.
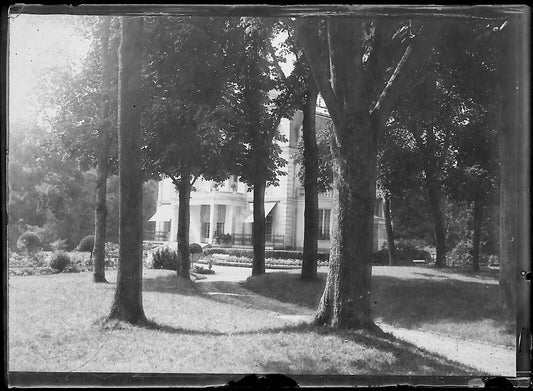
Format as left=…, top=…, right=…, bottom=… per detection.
left=192, top=264, right=215, bottom=274
left=77, top=235, right=95, bottom=252
left=487, top=254, right=499, bottom=267
left=152, top=248, right=180, bottom=270
left=189, top=243, right=203, bottom=254
left=448, top=240, right=473, bottom=267
left=215, top=233, right=233, bottom=245
left=377, top=240, right=432, bottom=265
left=49, top=252, right=71, bottom=273
left=17, top=232, right=42, bottom=256
left=205, top=247, right=330, bottom=263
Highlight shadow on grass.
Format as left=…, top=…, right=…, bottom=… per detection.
left=142, top=272, right=199, bottom=296
left=242, top=271, right=512, bottom=330
left=372, top=275, right=509, bottom=326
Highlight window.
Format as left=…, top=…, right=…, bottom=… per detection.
left=200, top=205, right=210, bottom=239
left=216, top=222, right=225, bottom=236
left=203, top=223, right=210, bottom=239
left=318, top=209, right=331, bottom=240
left=163, top=221, right=171, bottom=233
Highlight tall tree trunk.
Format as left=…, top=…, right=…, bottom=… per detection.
left=252, top=178, right=266, bottom=276
left=314, top=115, right=378, bottom=329
left=471, top=198, right=483, bottom=271
left=108, top=16, right=146, bottom=325
left=301, top=76, right=319, bottom=280
left=93, top=17, right=112, bottom=284
left=177, top=177, right=191, bottom=280
left=425, top=174, right=446, bottom=268
left=383, top=196, right=397, bottom=266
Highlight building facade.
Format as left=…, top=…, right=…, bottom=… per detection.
left=148, top=105, right=387, bottom=252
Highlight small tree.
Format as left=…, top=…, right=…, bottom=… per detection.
left=78, top=235, right=95, bottom=265
left=17, top=232, right=42, bottom=258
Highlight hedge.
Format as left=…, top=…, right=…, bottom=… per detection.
left=205, top=247, right=330, bottom=263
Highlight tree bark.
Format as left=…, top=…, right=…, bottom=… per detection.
left=425, top=173, right=447, bottom=268
left=295, top=17, right=421, bottom=330
left=314, top=114, right=378, bottom=329
left=93, top=17, right=113, bottom=283
left=108, top=16, right=146, bottom=325
left=471, top=198, right=483, bottom=271
left=383, top=196, right=397, bottom=266
left=301, top=76, right=319, bottom=280
left=177, top=177, right=191, bottom=280
left=252, top=178, right=266, bottom=276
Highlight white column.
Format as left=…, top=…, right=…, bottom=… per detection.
left=227, top=205, right=234, bottom=235
left=209, top=201, right=216, bottom=244
left=169, top=203, right=179, bottom=242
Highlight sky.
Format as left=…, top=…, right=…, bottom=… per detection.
left=8, top=13, right=296, bottom=128
left=8, top=14, right=95, bottom=125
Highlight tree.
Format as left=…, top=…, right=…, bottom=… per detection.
left=93, top=17, right=120, bottom=283
left=377, top=126, right=422, bottom=266
left=142, top=16, right=242, bottom=280
left=295, top=16, right=435, bottom=328
left=300, top=75, right=319, bottom=280
left=42, top=16, right=120, bottom=282
left=107, top=16, right=146, bottom=324
left=232, top=17, right=305, bottom=276
left=8, top=120, right=98, bottom=250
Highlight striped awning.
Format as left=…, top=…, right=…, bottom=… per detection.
left=148, top=204, right=173, bottom=222
left=244, top=202, right=277, bottom=223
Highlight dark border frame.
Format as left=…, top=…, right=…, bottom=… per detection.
left=3, top=3, right=531, bottom=388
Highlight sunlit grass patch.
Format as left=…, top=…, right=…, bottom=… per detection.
left=9, top=268, right=477, bottom=374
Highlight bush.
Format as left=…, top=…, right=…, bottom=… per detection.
left=49, top=252, right=71, bottom=273
left=77, top=235, right=95, bottom=252
left=487, top=254, right=499, bottom=267
left=377, top=240, right=432, bottom=265
left=205, top=247, right=330, bottom=263
left=215, top=233, right=233, bottom=245
left=448, top=240, right=473, bottom=267
left=189, top=243, right=203, bottom=254
left=192, top=264, right=215, bottom=274
left=17, top=232, right=42, bottom=255
left=152, top=248, right=180, bottom=270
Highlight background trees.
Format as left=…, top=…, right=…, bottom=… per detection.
left=231, top=17, right=305, bottom=276
left=141, top=16, right=241, bottom=280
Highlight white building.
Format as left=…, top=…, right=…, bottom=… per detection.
left=148, top=103, right=387, bottom=252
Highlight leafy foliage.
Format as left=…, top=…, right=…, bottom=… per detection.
left=188, top=243, right=203, bottom=255
left=16, top=232, right=42, bottom=255
left=152, top=248, right=180, bottom=270
left=141, top=16, right=242, bottom=185
left=295, top=124, right=334, bottom=193
left=77, top=235, right=95, bottom=252
left=49, top=251, right=72, bottom=273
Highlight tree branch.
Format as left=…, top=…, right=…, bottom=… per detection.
left=293, top=18, right=343, bottom=127
left=370, top=43, right=413, bottom=118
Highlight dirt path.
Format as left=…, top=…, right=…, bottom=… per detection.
left=195, top=266, right=515, bottom=376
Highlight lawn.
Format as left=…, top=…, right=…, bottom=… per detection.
left=8, top=268, right=478, bottom=375
left=242, top=266, right=515, bottom=348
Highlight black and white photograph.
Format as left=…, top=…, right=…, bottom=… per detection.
left=4, top=4, right=531, bottom=388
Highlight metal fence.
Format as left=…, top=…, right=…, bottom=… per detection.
left=231, top=233, right=285, bottom=249
left=144, top=230, right=170, bottom=242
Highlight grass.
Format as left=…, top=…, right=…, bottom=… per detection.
left=243, top=266, right=515, bottom=348
left=9, top=269, right=477, bottom=375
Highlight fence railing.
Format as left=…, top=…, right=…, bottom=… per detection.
left=230, top=233, right=285, bottom=249
left=144, top=230, right=170, bottom=242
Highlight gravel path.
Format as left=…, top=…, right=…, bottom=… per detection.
left=196, top=265, right=515, bottom=376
